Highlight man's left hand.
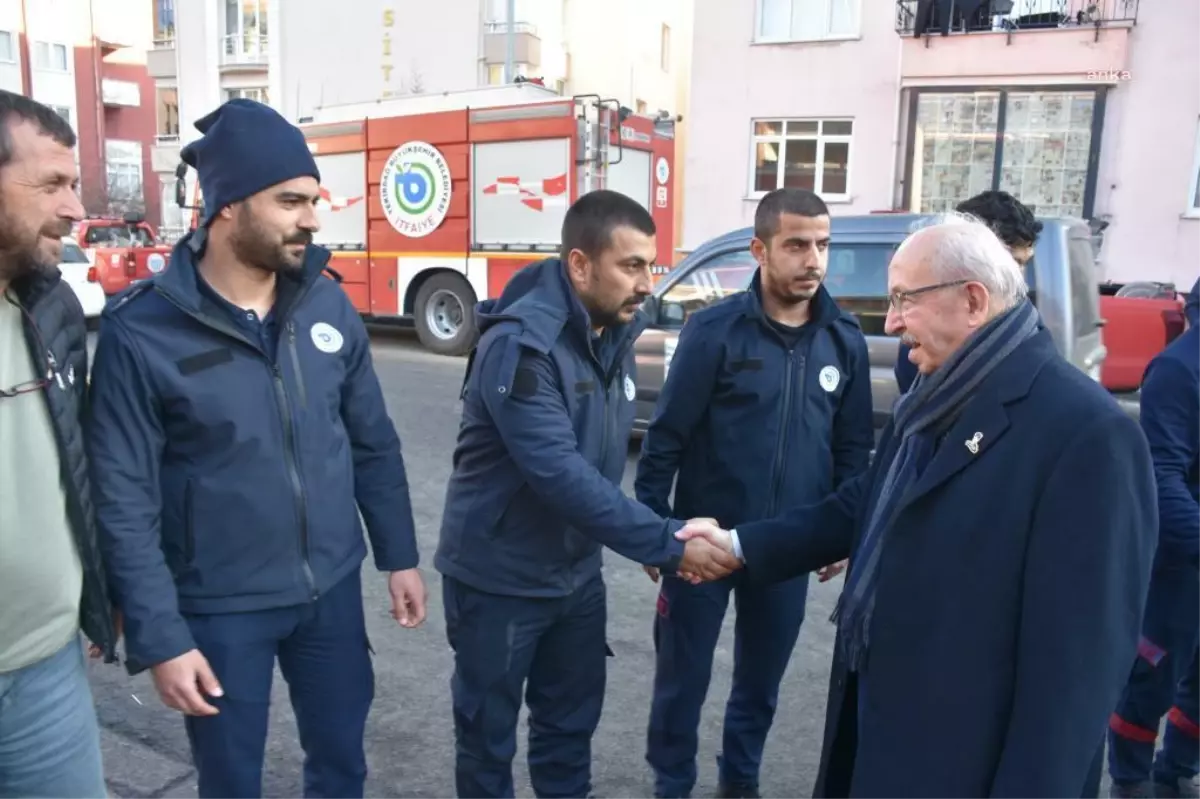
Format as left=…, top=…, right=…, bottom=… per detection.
left=89, top=608, right=123, bottom=658
left=388, top=569, right=427, bottom=628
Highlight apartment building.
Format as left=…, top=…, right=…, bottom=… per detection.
left=0, top=0, right=160, bottom=226
left=684, top=0, right=1199, bottom=288
left=148, top=0, right=691, bottom=241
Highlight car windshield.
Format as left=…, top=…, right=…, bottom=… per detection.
left=84, top=225, right=154, bottom=247
left=60, top=241, right=89, bottom=264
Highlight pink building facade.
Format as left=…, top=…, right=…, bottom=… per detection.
left=683, top=0, right=1199, bottom=289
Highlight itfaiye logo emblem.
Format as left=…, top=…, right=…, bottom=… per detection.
left=310, top=322, right=344, bottom=354
left=147, top=253, right=166, bottom=274
left=379, top=141, right=453, bottom=239
left=655, top=157, right=670, bottom=186
left=624, top=374, right=636, bottom=402
left=818, top=365, right=840, bottom=393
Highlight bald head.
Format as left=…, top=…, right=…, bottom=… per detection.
left=884, top=212, right=1029, bottom=376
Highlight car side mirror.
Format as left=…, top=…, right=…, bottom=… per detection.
left=658, top=300, right=686, bottom=326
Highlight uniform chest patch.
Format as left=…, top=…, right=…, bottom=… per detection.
left=310, top=322, right=344, bottom=354
left=624, top=374, right=636, bottom=402
left=818, top=365, right=840, bottom=392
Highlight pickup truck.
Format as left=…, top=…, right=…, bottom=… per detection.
left=73, top=214, right=173, bottom=297
left=633, top=213, right=1136, bottom=435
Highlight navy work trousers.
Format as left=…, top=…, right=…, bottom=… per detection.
left=646, top=571, right=809, bottom=797
left=442, top=574, right=608, bottom=799
left=1108, top=558, right=1200, bottom=787
left=182, top=568, right=375, bottom=798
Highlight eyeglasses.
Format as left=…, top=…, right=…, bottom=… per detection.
left=886, top=279, right=970, bottom=313
left=1, top=293, right=54, bottom=400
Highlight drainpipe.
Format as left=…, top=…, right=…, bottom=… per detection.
left=504, top=0, right=515, bottom=82
left=88, top=0, right=106, bottom=214
left=16, top=0, right=31, bottom=94
left=887, top=29, right=904, bottom=209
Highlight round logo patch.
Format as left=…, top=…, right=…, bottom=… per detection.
left=655, top=157, right=670, bottom=186
left=147, top=253, right=166, bottom=274
left=379, top=141, right=452, bottom=238
left=310, top=322, right=344, bottom=354
left=624, top=374, right=636, bottom=402
left=818, top=365, right=840, bottom=393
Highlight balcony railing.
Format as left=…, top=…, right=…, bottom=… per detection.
left=152, top=36, right=174, bottom=49
left=896, top=0, right=1138, bottom=35
left=220, top=33, right=269, bottom=67
left=483, top=20, right=538, bottom=36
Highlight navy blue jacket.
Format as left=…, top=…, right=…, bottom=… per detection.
left=636, top=275, right=873, bottom=530
left=1139, top=280, right=1200, bottom=564
left=88, top=231, right=418, bottom=674
left=895, top=343, right=918, bottom=394
left=734, top=329, right=1157, bottom=797
left=434, top=258, right=686, bottom=597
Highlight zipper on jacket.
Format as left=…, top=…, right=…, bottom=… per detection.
left=156, top=286, right=318, bottom=601
left=766, top=349, right=798, bottom=517
left=287, top=322, right=308, bottom=409
left=598, top=376, right=614, bottom=478
left=272, top=360, right=317, bottom=599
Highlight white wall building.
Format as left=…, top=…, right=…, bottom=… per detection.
left=682, top=0, right=1199, bottom=288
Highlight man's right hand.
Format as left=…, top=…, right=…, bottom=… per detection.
left=150, top=649, right=224, bottom=716
left=676, top=517, right=741, bottom=583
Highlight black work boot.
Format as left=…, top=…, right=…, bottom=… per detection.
left=1110, top=780, right=1155, bottom=798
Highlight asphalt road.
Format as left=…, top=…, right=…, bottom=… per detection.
left=85, top=326, right=843, bottom=798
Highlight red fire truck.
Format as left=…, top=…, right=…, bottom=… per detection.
left=179, top=84, right=678, bottom=355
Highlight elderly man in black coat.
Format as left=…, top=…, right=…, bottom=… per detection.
left=678, top=212, right=1158, bottom=798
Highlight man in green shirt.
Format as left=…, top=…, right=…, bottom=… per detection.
left=0, top=90, right=118, bottom=797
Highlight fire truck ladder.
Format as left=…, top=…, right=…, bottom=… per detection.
left=573, top=95, right=623, bottom=196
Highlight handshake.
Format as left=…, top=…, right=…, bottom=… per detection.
left=645, top=518, right=740, bottom=585
left=642, top=519, right=849, bottom=586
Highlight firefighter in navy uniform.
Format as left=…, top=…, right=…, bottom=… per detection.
left=1107, top=280, right=1200, bottom=799
left=87, top=99, right=426, bottom=798
left=434, top=190, right=741, bottom=799
left=635, top=188, right=874, bottom=798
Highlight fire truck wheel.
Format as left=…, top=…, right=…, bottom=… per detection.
left=414, top=272, right=479, bottom=357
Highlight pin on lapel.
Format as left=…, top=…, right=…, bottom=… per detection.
left=965, top=431, right=983, bottom=455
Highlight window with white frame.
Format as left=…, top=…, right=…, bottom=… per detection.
left=1188, top=119, right=1200, bottom=217
left=105, top=139, right=144, bottom=209
left=750, top=118, right=853, bottom=200
left=757, top=0, right=860, bottom=41
left=0, top=31, right=15, bottom=63
left=226, top=87, right=268, bottom=103
left=33, top=41, right=69, bottom=72
left=226, top=0, right=267, bottom=40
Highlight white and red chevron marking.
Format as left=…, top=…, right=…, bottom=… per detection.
left=480, top=174, right=569, bottom=212
left=318, top=187, right=365, bottom=212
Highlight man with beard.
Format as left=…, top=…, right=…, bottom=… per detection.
left=0, top=90, right=118, bottom=798
left=87, top=99, right=425, bottom=798
left=676, top=213, right=1157, bottom=798
left=635, top=188, right=873, bottom=798
left=435, top=189, right=742, bottom=798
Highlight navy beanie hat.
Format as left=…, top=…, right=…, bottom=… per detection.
left=180, top=98, right=320, bottom=226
